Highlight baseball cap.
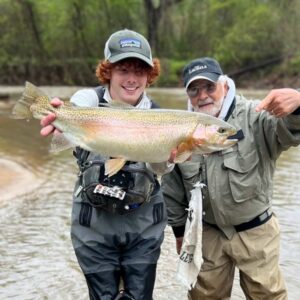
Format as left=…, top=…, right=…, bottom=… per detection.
left=104, top=29, right=153, bottom=67
left=183, top=57, right=223, bottom=88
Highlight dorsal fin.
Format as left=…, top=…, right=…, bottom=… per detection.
left=103, top=99, right=135, bottom=109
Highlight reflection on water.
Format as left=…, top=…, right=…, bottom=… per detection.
left=0, top=89, right=299, bottom=300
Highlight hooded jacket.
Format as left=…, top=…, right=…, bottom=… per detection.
left=162, top=94, right=300, bottom=239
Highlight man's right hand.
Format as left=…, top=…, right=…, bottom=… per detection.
left=40, top=98, right=63, bottom=136
left=176, top=237, right=184, bottom=255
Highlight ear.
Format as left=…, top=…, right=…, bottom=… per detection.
left=224, top=81, right=229, bottom=95
left=106, top=69, right=112, bottom=80
left=146, top=74, right=151, bottom=87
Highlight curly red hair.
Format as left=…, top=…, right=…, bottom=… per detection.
left=95, top=58, right=160, bottom=86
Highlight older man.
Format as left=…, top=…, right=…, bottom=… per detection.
left=162, top=57, right=300, bottom=299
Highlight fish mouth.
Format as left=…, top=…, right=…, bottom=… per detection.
left=228, top=127, right=237, bottom=136
left=223, top=138, right=238, bottom=146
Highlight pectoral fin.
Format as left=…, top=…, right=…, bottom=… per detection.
left=105, top=158, right=126, bottom=177
left=173, top=142, right=193, bottom=163
left=174, top=150, right=193, bottom=163
left=50, top=133, right=74, bottom=153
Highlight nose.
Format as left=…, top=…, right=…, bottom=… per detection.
left=193, top=88, right=209, bottom=102
left=126, top=71, right=138, bottom=82
left=199, top=88, right=210, bottom=99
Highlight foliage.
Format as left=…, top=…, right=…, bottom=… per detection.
left=0, top=0, right=299, bottom=87
left=159, top=58, right=187, bottom=87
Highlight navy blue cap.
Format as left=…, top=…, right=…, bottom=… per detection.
left=183, top=57, right=223, bottom=88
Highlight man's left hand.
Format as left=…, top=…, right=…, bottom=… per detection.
left=255, top=88, right=300, bottom=117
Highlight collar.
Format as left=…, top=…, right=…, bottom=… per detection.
left=224, top=98, right=236, bottom=121
left=218, top=76, right=236, bottom=120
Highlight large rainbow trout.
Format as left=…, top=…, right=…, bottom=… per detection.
left=12, top=82, right=237, bottom=176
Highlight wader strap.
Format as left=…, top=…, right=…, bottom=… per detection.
left=94, top=86, right=107, bottom=106
left=150, top=99, right=160, bottom=108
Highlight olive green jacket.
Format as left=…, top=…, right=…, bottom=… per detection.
left=162, top=95, right=300, bottom=239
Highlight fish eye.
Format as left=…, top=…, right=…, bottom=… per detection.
left=218, top=127, right=227, bottom=134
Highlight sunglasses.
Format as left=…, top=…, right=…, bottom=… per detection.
left=187, top=82, right=217, bottom=98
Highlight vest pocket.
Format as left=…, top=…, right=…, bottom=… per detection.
left=223, top=149, right=261, bottom=202
left=153, top=202, right=164, bottom=225
left=79, top=202, right=93, bottom=227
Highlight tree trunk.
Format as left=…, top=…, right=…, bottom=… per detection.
left=17, top=0, right=46, bottom=58
left=143, top=0, right=183, bottom=55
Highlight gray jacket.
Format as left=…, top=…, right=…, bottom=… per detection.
left=162, top=95, right=300, bottom=239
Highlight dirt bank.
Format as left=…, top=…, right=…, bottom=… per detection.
left=0, top=158, right=39, bottom=204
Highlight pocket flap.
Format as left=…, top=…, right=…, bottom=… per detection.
left=224, top=149, right=259, bottom=173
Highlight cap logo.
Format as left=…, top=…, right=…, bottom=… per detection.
left=119, top=38, right=141, bottom=49
left=189, top=64, right=207, bottom=74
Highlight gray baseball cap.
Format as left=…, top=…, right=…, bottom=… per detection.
left=104, top=29, right=153, bottom=67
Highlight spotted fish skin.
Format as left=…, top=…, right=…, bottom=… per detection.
left=12, top=82, right=237, bottom=170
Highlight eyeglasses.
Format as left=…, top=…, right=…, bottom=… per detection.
left=187, top=82, right=217, bottom=98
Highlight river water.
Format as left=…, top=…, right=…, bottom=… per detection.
left=0, top=88, right=299, bottom=300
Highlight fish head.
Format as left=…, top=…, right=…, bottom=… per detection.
left=192, top=123, right=237, bottom=154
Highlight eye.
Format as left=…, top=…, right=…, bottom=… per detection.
left=135, top=69, right=145, bottom=76
left=206, top=83, right=216, bottom=93
left=187, top=87, right=199, bottom=98
left=218, top=127, right=227, bottom=134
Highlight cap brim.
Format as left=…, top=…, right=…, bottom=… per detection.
left=108, top=52, right=153, bottom=67
left=185, top=73, right=220, bottom=89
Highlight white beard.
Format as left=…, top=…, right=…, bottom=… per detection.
left=189, top=95, right=225, bottom=117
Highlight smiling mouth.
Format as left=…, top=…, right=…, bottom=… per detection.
left=198, top=102, right=213, bottom=108
left=123, top=86, right=138, bottom=92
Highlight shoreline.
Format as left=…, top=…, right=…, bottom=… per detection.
left=0, top=158, right=38, bottom=204
left=0, top=85, right=269, bottom=101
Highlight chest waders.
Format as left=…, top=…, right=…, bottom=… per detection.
left=70, top=87, right=167, bottom=300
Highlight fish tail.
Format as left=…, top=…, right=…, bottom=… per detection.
left=11, top=81, right=49, bottom=119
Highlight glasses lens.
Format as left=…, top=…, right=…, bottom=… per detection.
left=206, top=82, right=217, bottom=93
left=187, top=82, right=217, bottom=98
left=187, top=86, right=199, bottom=98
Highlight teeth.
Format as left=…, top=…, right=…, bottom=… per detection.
left=124, top=87, right=136, bottom=91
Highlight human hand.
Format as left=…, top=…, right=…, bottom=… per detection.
left=40, top=97, right=63, bottom=136
left=176, top=237, right=184, bottom=255
left=255, top=88, right=300, bottom=118
left=168, top=148, right=178, bottom=163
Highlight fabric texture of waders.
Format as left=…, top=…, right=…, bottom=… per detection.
left=70, top=87, right=166, bottom=300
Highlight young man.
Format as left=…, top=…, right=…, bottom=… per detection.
left=41, top=29, right=172, bottom=300
left=162, top=57, right=300, bottom=299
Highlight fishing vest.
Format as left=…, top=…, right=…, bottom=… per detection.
left=73, top=86, right=160, bottom=214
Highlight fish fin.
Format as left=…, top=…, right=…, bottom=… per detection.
left=49, top=133, right=74, bottom=153
left=105, top=158, right=127, bottom=177
left=105, top=99, right=134, bottom=109
left=174, top=150, right=193, bottom=163
left=173, top=142, right=193, bottom=163
left=11, top=81, right=49, bottom=119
